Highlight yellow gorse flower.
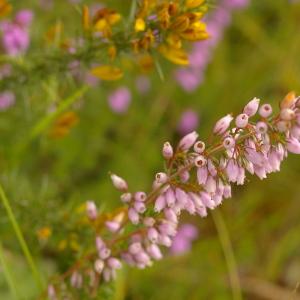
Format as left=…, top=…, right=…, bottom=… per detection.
left=49, top=111, right=79, bottom=139
left=90, top=65, right=124, bottom=81
left=0, top=0, right=11, bottom=18
left=93, top=8, right=121, bottom=38
left=135, top=18, right=146, bottom=32
left=82, top=5, right=90, bottom=31
left=185, top=0, right=205, bottom=9
left=37, top=227, right=52, bottom=242
left=83, top=0, right=209, bottom=78
left=158, top=44, right=189, bottom=65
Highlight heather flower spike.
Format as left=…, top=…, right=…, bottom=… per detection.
left=48, top=93, right=300, bottom=295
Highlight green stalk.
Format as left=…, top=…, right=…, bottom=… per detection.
left=212, top=210, right=243, bottom=300
left=0, top=184, right=44, bottom=291
left=0, top=240, right=19, bottom=300
left=13, top=85, right=89, bottom=160
left=29, top=85, right=89, bottom=141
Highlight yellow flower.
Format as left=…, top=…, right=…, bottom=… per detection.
left=82, top=5, right=90, bottom=31
left=139, top=29, right=155, bottom=50
left=185, top=0, right=205, bottom=9
left=158, top=44, right=189, bottom=65
left=137, top=0, right=157, bottom=18
left=90, top=65, right=123, bottom=81
left=49, top=111, right=79, bottom=139
left=45, top=22, right=63, bottom=45
left=108, top=45, right=117, bottom=61
left=135, top=18, right=146, bottom=32
left=180, top=21, right=209, bottom=41
left=170, top=15, right=190, bottom=32
left=37, top=227, right=52, bottom=242
left=157, top=4, right=171, bottom=29
left=138, top=54, right=154, bottom=73
left=93, top=8, right=121, bottom=37
left=166, top=33, right=182, bottom=49
left=0, top=0, right=11, bottom=18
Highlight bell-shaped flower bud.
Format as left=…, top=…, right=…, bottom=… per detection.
left=286, top=137, right=300, bottom=154
left=107, top=257, right=122, bottom=270
left=197, top=166, right=208, bottom=185
left=110, top=174, right=128, bottom=191
left=223, top=136, right=235, bottom=149
left=194, top=155, right=207, bottom=167
left=162, top=142, right=173, bottom=159
left=99, top=247, right=111, bottom=260
left=134, top=191, right=147, bottom=202
left=155, top=172, right=168, bottom=184
left=147, top=227, right=159, bottom=243
left=280, top=108, right=295, bottom=121
left=134, top=201, right=146, bottom=214
left=105, top=221, right=121, bottom=233
left=86, top=201, right=97, bottom=220
left=154, top=194, right=166, bottom=212
left=213, top=114, right=233, bottom=135
left=178, top=131, right=199, bottom=151
left=120, top=192, right=132, bottom=203
left=193, top=141, right=205, bottom=153
left=147, top=244, right=163, bottom=260
left=256, top=121, right=268, bottom=134
left=243, top=97, right=260, bottom=117
left=235, top=113, right=249, bottom=128
left=259, top=104, right=273, bottom=118
left=94, top=259, right=105, bottom=274
left=128, top=208, right=140, bottom=225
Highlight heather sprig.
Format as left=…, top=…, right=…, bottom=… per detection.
left=46, top=92, right=300, bottom=298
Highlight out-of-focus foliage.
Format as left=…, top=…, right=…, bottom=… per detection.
left=1, top=0, right=300, bottom=299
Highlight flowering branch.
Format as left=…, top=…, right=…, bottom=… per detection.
left=46, top=92, right=300, bottom=298
left=0, top=0, right=210, bottom=93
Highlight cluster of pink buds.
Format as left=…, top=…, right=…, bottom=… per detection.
left=48, top=92, right=300, bottom=298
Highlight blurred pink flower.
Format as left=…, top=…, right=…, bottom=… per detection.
left=0, top=91, right=15, bottom=111
left=14, top=10, right=34, bottom=27
left=170, top=224, right=198, bottom=255
left=177, top=109, right=199, bottom=136
left=108, top=87, right=131, bottom=114
left=0, top=9, right=33, bottom=56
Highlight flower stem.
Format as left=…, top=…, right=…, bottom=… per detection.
left=0, top=184, right=44, bottom=291
left=212, top=209, right=243, bottom=300
left=0, top=240, right=19, bottom=300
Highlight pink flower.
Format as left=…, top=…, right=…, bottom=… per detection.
left=177, top=109, right=199, bottom=136
left=170, top=224, right=198, bottom=255
left=243, top=97, right=260, bottom=117
left=162, top=142, right=173, bottom=159
left=213, top=114, right=233, bottom=135
left=178, top=131, right=199, bottom=151
left=286, top=137, right=300, bottom=154
left=0, top=91, right=15, bottom=111
left=235, top=113, right=249, bottom=128
left=15, top=10, right=34, bottom=27
left=1, top=23, right=30, bottom=56
left=108, top=87, right=131, bottom=114
left=110, top=174, right=128, bottom=191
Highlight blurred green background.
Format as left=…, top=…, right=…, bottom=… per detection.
left=1, top=0, right=300, bottom=299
